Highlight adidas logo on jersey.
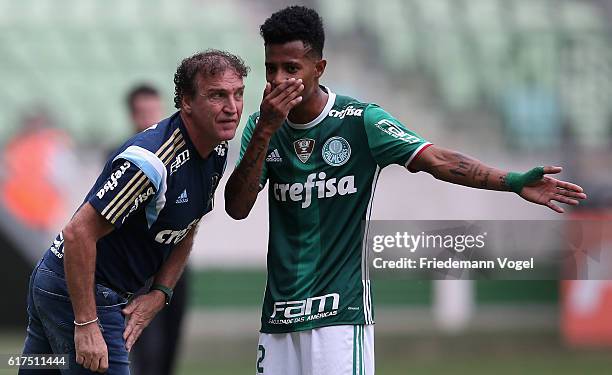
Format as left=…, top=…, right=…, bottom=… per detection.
left=266, top=149, right=282, bottom=162
left=328, top=105, right=363, bottom=119
left=175, top=189, right=188, bottom=204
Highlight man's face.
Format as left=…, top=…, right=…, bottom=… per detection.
left=185, top=69, right=244, bottom=143
left=131, top=95, right=163, bottom=132
left=265, top=41, right=324, bottom=106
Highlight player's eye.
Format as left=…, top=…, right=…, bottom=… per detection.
left=234, top=90, right=244, bottom=100
left=286, top=66, right=299, bottom=74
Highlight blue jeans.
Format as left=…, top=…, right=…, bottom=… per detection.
left=21, top=260, right=130, bottom=374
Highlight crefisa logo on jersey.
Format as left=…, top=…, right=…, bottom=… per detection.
left=155, top=218, right=200, bottom=245
left=322, top=136, right=351, bottom=166
left=96, top=161, right=131, bottom=199
left=293, top=138, right=315, bottom=163
left=328, top=105, right=363, bottom=119
left=123, top=186, right=156, bottom=223
left=272, top=172, right=357, bottom=209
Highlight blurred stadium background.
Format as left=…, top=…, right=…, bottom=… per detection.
left=1, top=0, right=612, bottom=373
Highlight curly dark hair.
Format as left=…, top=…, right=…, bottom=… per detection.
left=260, top=6, right=325, bottom=58
left=173, top=49, right=250, bottom=109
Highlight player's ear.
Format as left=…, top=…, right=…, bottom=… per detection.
left=182, top=95, right=192, bottom=115
left=315, top=59, right=327, bottom=79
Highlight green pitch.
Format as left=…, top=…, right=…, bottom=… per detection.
left=175, top=330, right=612, bottom=375
left=3, top=327, right=611, bottom=374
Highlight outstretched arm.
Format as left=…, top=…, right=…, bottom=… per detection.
left=410, top=145, right=587, bottom=213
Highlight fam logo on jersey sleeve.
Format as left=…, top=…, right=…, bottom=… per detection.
left=375, top=119, right=422, bottom=144
left=293, top=138, right=315, bottom=163
left=322, top=136, right=351, bottom=167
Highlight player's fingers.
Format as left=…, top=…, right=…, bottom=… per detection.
left=543, top=166, right=562, bottom=175
left=76, top=354, right=85, bottom=365
left=546, top=201, right=565, bottom=213
left=286, top=96, right=303, bottom=110
left=556, top=180, right=584, bottom=193
left=553, top=194, right=580, bottom=205
left=267, top=78, right=297, bottom=100
left=268, top=79, right=302, bottom=103
left=279, top=84, right=305, bottom=107
left=557, top=188, right=587, bottom=200
left=262, top=82, right=271, bottom=99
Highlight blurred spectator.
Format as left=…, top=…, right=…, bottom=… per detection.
left=126, top=84, right=165, bottom=132
left=125, top=84, right=190, bottom=375
left=0, top=107, right=75, bottom=232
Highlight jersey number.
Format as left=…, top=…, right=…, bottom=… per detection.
left=257, top=345, right=265, bottom=373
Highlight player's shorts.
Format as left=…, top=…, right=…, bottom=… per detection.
left=256, top=324, right=374, bottom=375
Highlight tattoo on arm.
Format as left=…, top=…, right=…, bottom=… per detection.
left=480, top=170, right=491, bottom=188
left=449, top=153, right=475, bottom=177
left=499, top=174, right=507, bottom=189
left=447, top=153, right=496, bottom=189
left=235, top=143, right=266, bottom=193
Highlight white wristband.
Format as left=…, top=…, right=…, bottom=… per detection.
left=73, top=317, right=99, bottom=326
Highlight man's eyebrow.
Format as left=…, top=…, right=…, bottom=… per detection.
left=204, top=85, right=245, bottom=93
left=204, top=87, right=229, bottom=93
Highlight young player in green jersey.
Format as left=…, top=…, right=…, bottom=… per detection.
left=225, top=6, right=587, bottom=375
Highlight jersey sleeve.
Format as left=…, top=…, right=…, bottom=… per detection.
left=237, top=114, right=268, bottom=189
left=363, top=104, right=432, bottom=170
left=88, top=145, right=166, bottom=228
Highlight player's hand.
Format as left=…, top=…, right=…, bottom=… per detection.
left=121, top=291, right=165, bottom=352
left=519, top=166, right=587, bottom=213
left=258, top=78, right=304, bottom=133
left=74, top=322, right=109, bottom=373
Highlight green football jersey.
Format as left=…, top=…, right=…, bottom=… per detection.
left=239, top=87, right=431, bottom=333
